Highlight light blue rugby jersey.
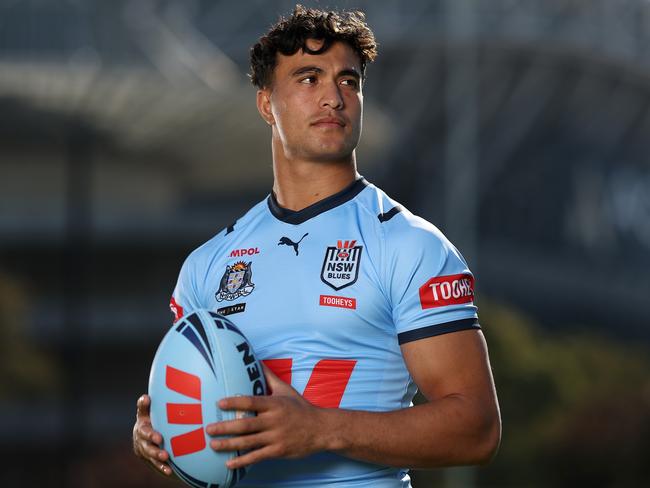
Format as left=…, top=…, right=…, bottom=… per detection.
left=170, top=177, right=480, bottom=487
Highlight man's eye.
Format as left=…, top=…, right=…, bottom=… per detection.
left=341, top=79, right=359, bottom=88
left=300, top=76, right=317, bottom=84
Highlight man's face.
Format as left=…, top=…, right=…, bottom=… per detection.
left=261, top=39, right=363, bottom=163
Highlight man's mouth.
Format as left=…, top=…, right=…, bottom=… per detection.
left=312, top=116, right=345, bottom=127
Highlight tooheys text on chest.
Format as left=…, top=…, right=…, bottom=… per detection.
left=236, top=341, right=265, bottom=395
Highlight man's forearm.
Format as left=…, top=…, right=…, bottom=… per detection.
left=316, top=395, right=501, bottom=468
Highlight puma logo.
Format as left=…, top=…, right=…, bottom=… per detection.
left=278, top=233, right=309, bottom=256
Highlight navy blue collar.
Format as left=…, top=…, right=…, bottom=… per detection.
left=267, top=177, right=368, bottom=225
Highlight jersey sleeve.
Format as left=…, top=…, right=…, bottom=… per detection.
left=169, top=254, right=203, bottom=323
left=384, top=214, right=480, bottom=344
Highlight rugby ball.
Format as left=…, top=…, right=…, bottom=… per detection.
left=148, top=309, right=266, bottom=488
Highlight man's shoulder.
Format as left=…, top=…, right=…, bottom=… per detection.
left=359, top=182, right=449, bottom=249
left=185, top=197, right=269, bottom=264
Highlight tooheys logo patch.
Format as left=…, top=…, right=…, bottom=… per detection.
left=419, top=273, right=475, bottom=309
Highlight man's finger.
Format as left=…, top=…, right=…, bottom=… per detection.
left=261, top=363, right=281, bottom=386
left=136, top=394, right=151, bottom=417
left=137, top=422, right=163, bottom=447
left=135, top=433, right=169, bottom=462
left=261, top=364, right=284, bottom=394
left=226, top=445, right=277, bottom=470
left=150, top=430, right=163, bottom=446
left=147, top=455, right=173, bottom=476
left=142, top=439, right=169, bottom=462
left=206, top=415, right=262, bottom=436
left=262, top=365, right=297, bottom=397
left=210, top=432, right=267, bottom=452
left=218, top=395, right=269, bottom=412
left=137, top=422, right=153, bottom=440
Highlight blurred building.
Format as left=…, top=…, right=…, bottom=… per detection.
left=1, top=0, right=649, bottom=486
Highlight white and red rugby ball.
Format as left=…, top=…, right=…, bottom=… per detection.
left=148, top=309, right=266, bottom=488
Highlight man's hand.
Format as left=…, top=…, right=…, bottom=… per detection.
left=132, top=394, right=174, bottom=476
left=206, top=365, right=327, bottom=469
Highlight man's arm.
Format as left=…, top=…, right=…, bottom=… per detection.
left=323, top=329, right=501, bottom=467
left=208, top=329, right=501, bottom=469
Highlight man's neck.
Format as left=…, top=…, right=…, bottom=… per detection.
left=272, top=155, right=358, bottom=212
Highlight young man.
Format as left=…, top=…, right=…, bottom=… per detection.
left=133, top=5, right=500, bottom=487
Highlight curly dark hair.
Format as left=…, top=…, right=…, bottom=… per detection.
left=249, top=4, right=378, bottom=89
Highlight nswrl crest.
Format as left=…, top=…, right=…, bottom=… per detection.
left=216, top=261, right=255, bottom=302
left=320, top=240, right=363, bottom=291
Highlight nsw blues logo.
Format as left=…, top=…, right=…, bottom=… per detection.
left=216, top=261, right=255, bottom=302
left=320, top=240, right=362, bottom=291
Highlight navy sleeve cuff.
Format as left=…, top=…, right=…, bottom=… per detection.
left=397, top=318, right=480, bottom=345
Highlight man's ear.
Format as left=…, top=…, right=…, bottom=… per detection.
left=256, top=89, right=274, bottom=126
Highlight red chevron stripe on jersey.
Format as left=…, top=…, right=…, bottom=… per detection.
left=303, top=359, right=357, bottom=408
left=263, top=358, right=356, bottom=408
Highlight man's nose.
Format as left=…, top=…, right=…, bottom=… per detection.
left=320, top=81, right=344, bottom=110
